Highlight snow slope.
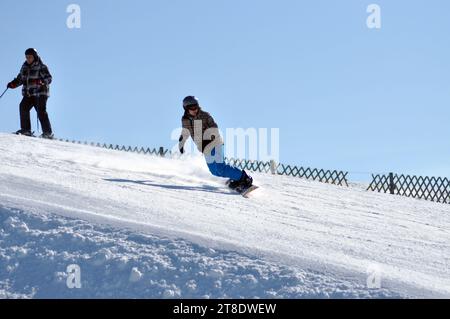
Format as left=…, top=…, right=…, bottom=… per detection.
left=0, top=133, right=449, bottom=298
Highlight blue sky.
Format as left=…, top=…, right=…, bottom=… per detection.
left=0, top=0, right=449, bottom=180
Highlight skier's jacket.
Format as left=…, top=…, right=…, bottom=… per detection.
left=179, top=108, right=224, bottom=154
left=10, top=55, right=52, bottom=97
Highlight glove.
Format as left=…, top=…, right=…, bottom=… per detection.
left=7, top=81, right=17, bottom=89
left=31, top=79, right=45, bottom=86
left=179, top=146, right=184, bottom=154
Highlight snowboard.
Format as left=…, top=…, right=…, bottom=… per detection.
left=226, top=179, right=259, bottom=198
left=237, top=185, right=259, bottom=198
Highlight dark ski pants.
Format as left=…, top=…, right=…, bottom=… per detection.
left=19, top=96, right=52, bottom=134
left=204, top=144, right=243, bottom=181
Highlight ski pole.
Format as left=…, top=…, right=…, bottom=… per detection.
left=0, top=88, right=8, bottom=99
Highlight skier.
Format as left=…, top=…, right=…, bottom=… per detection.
left=7, top=48, right=54, bottom=139
left=178, top=96, right=253, bottom=191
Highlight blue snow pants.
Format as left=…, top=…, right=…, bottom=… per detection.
left=204, top=144, right=243, bottom=181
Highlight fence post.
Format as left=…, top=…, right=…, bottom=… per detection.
left=270, top=160, right=277, bottom=175
left=389, top=172, right=396, bottom=194
left=159, top=147, right=165, bottom=157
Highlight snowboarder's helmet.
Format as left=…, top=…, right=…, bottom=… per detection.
left=183, top=96, right=199, bottom=110
left=25, top=48, right=38, bottom=59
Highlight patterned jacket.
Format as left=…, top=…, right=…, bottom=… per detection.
left=179, top=108, right=223, bottom=153
left=11, top=56, right=52, bottom=97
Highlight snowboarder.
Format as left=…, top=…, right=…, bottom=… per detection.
left=178, top=96, right=253, bottom=191
left=7, top=48, right=54, bottom=139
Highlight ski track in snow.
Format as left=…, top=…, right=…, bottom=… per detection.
left=0, top=133, right=449, bottom=298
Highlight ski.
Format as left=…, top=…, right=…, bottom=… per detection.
left=13, top=131, right=55, bottom=140
left=13, top=131, right=35, bottom=137
left=38, top=134, right=55, bottom=140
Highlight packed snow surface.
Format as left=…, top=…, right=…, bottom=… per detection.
left=0, top=134, right=449, bottom=298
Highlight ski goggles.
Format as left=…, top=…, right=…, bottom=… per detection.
left=186, top=105, right=199, bottom=111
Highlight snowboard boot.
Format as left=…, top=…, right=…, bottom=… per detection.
left=40, top=132, right=54, bottom=140
left=235, top=170, right=253, bottom=191
left=227, top=179, right=240, bottom=190
left=15, top=129, right=33, bottom=136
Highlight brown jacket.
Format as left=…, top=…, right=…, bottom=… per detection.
left=179, top=108, right=223, bottom=153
